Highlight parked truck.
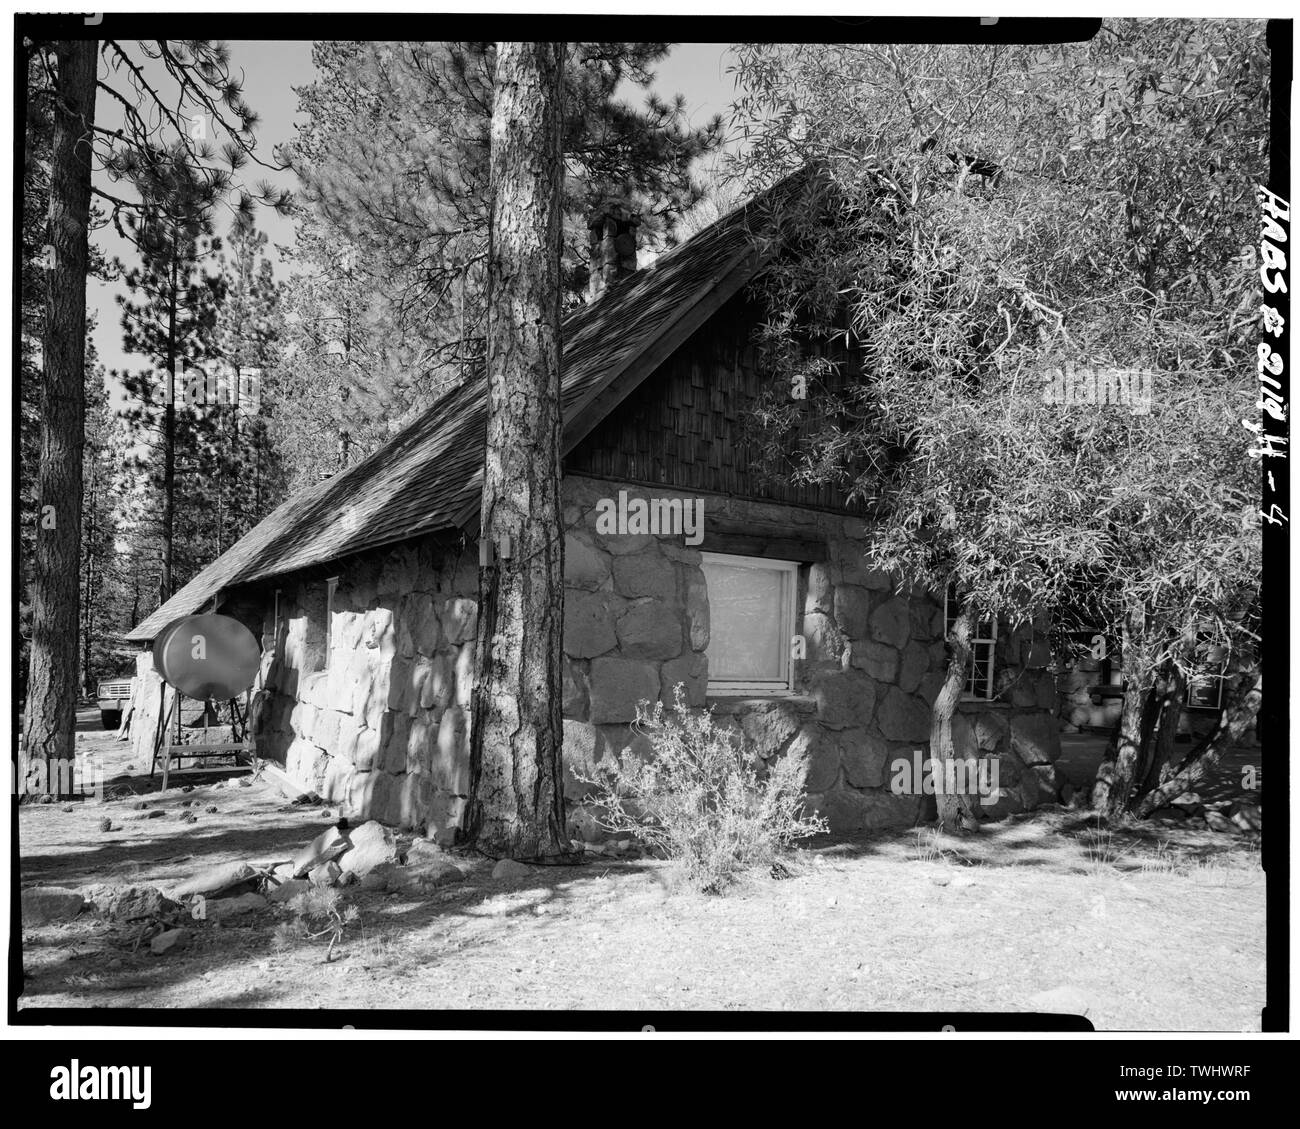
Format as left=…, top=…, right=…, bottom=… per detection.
left=96, top=676, right=133, bottom=730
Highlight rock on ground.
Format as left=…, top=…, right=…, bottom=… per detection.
left=172, top=861, right=258, bottom=900
left=150, top=928, right=191, bottom=955
left=21, top=887, right=85, bottom=927
left=404, top=841, right=466, bottom=889
left=292, top=825, right=350, bottom=878
left=81, top=884, right=181, bottom=922
left=491, top=858, right=533, bottom=881
left=1229, top=799, right=1262, bottom=832
left=1205, top=810, right=1235, bottom=833
left=204, top=893, right=269, bottom=921
left=338, top=820, right=399, bottom=878
left=267, top=878, right=310, bottom=904
left=308, top=860, right=343, bottom=888
left=411, top=859, right=466, bottom=890
left=358, top=863, right=402, bottom=892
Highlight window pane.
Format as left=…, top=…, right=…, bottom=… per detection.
left=702, top=559, right=788, bottom=682
left=968, top=640, right=994, bottom=699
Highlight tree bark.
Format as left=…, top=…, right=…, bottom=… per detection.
left=466, top=41, right=569, bottom=858
left=23, top=40, right=97, bottom=797
left=1133, top=666, right=1261, bottom=818
left=1132, top=663, right=1185, bottom=808
left=161, top=241, right=178, bottom=601
left=1090, top=607, right=1149, bottom=818
left=930, top=607, right=981, bottom=832
left=81, top=460, right=97, bottom=697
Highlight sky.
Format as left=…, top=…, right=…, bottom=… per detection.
left=89, top=42, right=741, bottom=392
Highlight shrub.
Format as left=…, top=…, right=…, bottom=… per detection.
left=272, top=886, right=358, bottom=962
left=577, top=685, right=828, bottom=892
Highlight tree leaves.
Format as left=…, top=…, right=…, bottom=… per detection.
left=733, top=22, right=1265, bottom=671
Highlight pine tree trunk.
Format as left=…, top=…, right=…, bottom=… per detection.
left=931, top=607, right=980, bottom=832
left=81, top=510, right=95, bottom=697
left=23, top=40, right=97, bottom=797
left=216, top=412, right=225, bottom=554
left=161, top=248, right=179, bottom=600
left=466, top=41, right=569, bottom=859
left=1134, top=666, right=1261, bottom=818
left=80, top=468, right=93, bottom=696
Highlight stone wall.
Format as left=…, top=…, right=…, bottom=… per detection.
left=127, top=650, right=174, bottom=769
left=953, top=618, right=1070, bottom=817
left=558, top=474, right=1067, bottom=837
left=247, top=534, right=479, bottom=839
left=238, top=473, right=1066, bottom=841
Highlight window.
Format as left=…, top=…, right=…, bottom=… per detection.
left=943, top=588, right=997, bottom=700
left=701, top=552, right=798, bottom=694
left=1187, top=636, right=1229, bottom=711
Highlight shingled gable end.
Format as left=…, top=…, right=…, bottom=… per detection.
left=125, top=171, right=1065, bottom=841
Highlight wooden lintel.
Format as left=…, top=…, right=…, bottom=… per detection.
left=698, top=529, right=827, bottom=563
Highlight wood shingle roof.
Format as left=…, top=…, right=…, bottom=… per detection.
left=126, top=174, right=806, bottom=642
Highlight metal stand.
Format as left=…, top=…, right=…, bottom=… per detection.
left=153, top=688, right=254, bottom=791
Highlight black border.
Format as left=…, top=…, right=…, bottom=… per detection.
left=9, top=12, right=1290, bottom=1037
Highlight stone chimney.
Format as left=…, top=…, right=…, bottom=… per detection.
left=586, top=198, right=640, bottom=300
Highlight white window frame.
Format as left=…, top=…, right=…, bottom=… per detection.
left=943, top=588, right=998, bottom=701
left=701, top=551, right=799, bottom=696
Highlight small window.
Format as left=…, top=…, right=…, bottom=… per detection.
left=944, top=587, right=997, bottom=701
left=1187, top=636, right=1229, bottom=711
left=701, top=552, right=798, bottom=694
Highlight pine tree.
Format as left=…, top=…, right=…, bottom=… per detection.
left=114, top=147, right=227, bottom=601
left=266, top=226, right=387, bottom=490
left=23, top=40, right=97, bottom=790
left=22, top=35, right=288, bottom=779
left=468, top=41, right=569, bottom=858
left=276, top=41, right=721, bottom=472
left=211, top=222, right=286, bottom=540
left=19, top=48, right=56, bottom=705
left=80, top=341, right=121, bottom=696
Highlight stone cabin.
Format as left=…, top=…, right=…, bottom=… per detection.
left=126, top=177, right=1068, bottom=842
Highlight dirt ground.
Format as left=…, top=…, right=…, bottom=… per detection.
left=15, top=712, right=1266, bottom=1028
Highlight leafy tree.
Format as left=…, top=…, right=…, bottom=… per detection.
left=732, top=21, right=1267, bottom=826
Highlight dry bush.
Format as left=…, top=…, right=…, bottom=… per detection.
left=578, top=686, right=827, bottom=893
